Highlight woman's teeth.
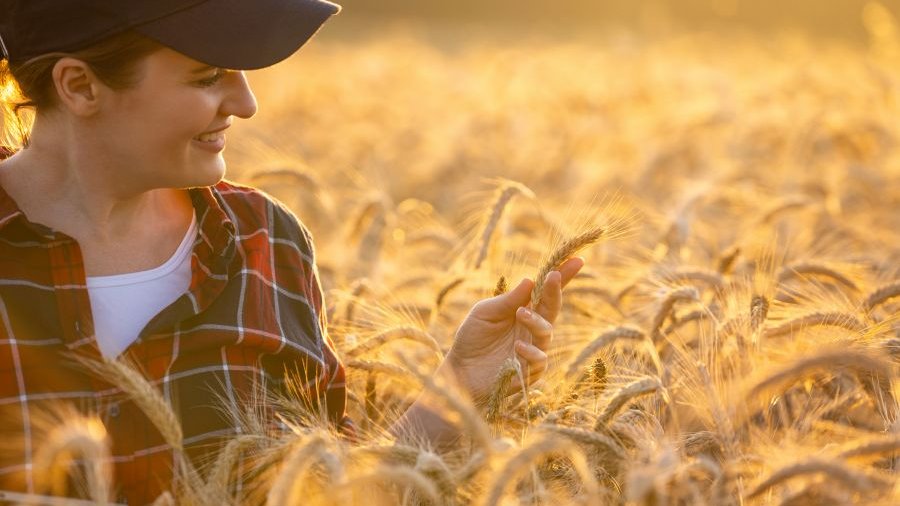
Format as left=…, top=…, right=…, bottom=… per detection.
left=194, top=132, right=224, bottom=142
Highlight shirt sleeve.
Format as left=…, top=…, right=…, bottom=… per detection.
left=268, top=194, right=356, bottom=438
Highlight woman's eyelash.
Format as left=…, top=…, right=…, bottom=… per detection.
left=196, top=69, right=226, bottom=87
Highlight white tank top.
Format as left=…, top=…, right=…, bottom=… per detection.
left=86, top=211, right=197, bottom=359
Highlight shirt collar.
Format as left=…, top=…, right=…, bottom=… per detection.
left=0, top=147, right=29, bottom=233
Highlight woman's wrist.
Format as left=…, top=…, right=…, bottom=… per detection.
left=388, top=356, right=469, bottom=448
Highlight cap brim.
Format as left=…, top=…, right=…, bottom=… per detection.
left=134, top=0, right=340, bottom=70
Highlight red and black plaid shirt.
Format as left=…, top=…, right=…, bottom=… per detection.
left=0, top=147, right=350, bottom=504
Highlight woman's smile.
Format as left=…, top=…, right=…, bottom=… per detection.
left=191, top=131, right=226, bottom=152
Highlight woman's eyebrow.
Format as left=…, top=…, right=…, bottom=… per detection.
left=189, top=64, right=218, bottom=74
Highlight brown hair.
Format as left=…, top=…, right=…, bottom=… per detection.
left=0, top=31, right=162, bottom=150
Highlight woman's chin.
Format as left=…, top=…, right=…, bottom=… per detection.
left=179, top=160, right=227, bottom=188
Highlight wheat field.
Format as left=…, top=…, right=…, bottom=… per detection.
left=16, top=12, right=900, bottom=506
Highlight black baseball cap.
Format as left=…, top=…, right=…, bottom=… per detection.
left=0, top=0, right=341, bottom=69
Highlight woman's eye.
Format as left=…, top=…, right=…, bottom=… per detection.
left=196, top=70, right=225, bottom=87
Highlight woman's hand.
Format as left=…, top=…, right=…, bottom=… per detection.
left=441, top=257, right=584, bottom=403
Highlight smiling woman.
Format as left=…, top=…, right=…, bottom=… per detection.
left=0, top=1, right=581, bottom=504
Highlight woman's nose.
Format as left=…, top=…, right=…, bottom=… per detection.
left=223, top=71, right=258, bottom=119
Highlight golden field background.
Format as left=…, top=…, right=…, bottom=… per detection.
left=17, top=2, right=900, bottom=505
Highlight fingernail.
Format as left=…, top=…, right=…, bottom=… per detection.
left=517, top=307, right=533, bottom=319
left=515, top=340, right=527, bottom=350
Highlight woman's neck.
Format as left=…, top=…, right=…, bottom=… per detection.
left=0, top=141, right=195, bottom=276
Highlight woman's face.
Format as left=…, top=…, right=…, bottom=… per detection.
left=94, top=47, right=258, bottom=191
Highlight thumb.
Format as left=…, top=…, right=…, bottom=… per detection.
left=475, top=278, right=534, bottom=321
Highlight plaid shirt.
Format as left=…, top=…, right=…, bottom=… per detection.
left=0, top=147, right=350, bottom=504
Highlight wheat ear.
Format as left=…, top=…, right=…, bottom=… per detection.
left=531, top=224, right=606, bottom=308
left=749, top=294, right=769, bottom=332
left=474, top=181, right=534, bottom=269
left=482, top=436, right=598, bottom=506
left=365, top=371, right=378, bottom=430
left=349, top=443, right=421, bottom=467
left=863, top=280, right=900, bottom=312
left=538, top=424, right=627, bottom=460
left=837, top=434, right=900, bottom=460
left=650, top=286, right=700, bottom=342
left=31, top=413, right=111, bottom=501
left=764, top=311, right=867, bottom=338
left=347, top=325, right=442, bottom=357
left=415, top=451, right=457, bottom=500
left=204, top=435, right=259, bottom=498
left=594, top=377, right=661, bottom=428
left=435, top=276, right=466, bottom=310
left=266, top=434, right=328, bottom=506
left=493, top=275, right=508, bottom=296
left=485, top=357, right=521, bottom=423
left=747, top=457, right=892, bottom=499
left=352, top=466, right=441, bottom=504
left=717, top=245, right=741, bottom=274
left=664, top=267, right=725, bottom=290
left=564, top=326, right=644, bottom=381
left=748, top=347, right=892, bottom=398
left=778, top=261, right=860, bottom=292
left=73, top=356, right=183, bottom=451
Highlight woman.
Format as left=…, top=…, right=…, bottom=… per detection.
left=0, top=1, right=583, bottom=503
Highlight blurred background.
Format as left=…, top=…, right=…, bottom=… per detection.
left=230, top=0, right=900, bottom=290
left=324, top=0, right=900, bottom=43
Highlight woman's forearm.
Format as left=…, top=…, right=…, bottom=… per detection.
left=389, top=360, right=467, bottom=448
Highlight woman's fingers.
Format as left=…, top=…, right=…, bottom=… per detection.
left=516, top=306, right=553, bottom=351
left=474, top=278, right=534, bottom=321
left=512, top=340, right=548, bottom=388
left=558, top=257, right=585, bottom=288
left=535, top=257, right=584, bottom=323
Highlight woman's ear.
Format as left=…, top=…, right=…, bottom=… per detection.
left=51, top=57, right=103, bottom=116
